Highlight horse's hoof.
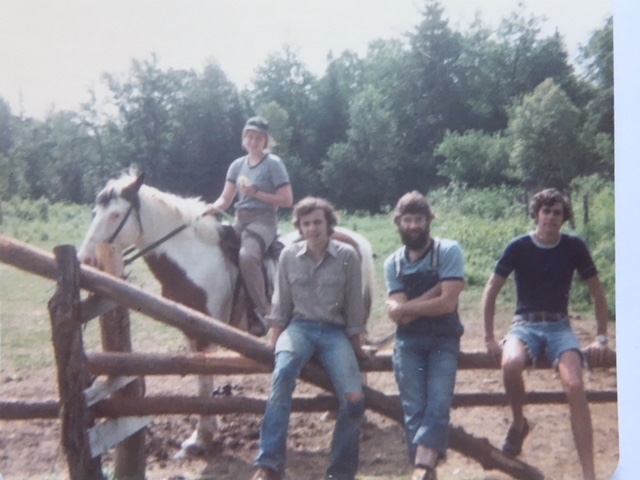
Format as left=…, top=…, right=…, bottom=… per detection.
left=173, top=449, right=188, bottom=460
left=177, top=430, right=210, bottom=458
left=173, top=443, right=206, bottom=459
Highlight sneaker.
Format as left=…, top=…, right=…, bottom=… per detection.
left=250, top=466, right=282, bottom=480
left=412, top=465, right=437, bottom=480
left=502, top=418, right=530, bottom=456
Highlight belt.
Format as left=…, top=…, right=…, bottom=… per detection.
left=515, top=312, right=566, bottom=323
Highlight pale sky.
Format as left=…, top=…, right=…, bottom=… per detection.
left=1, top=0, right=612, bottom=118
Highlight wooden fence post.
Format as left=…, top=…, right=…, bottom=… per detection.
left=48, top=245, right=104, bottom=480
left=96, top=243, right=146, bottom=480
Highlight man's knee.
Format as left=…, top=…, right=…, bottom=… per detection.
left=344, top=392, right=365, bottom=419
left=272, top=352, right=302, bottom=384
left=558, top=350, right=586, bottom=397
left=502, top=354, right=526, bottom=378
left=562, top=375, right=586, bottom=398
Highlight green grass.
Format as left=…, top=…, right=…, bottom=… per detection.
left=0, top=183, right=615, bottom=376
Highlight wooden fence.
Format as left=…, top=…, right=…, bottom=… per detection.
left=0, top=236, right=617, bottom=480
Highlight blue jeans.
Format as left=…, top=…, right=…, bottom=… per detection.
left=255, top=320, right=364, bottom=480
left=393, top=319, right=461, bottom=461
left=505, top=317, right=582, bottom=369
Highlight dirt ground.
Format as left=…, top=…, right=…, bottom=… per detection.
left=0, top=318, right=618, bottom=480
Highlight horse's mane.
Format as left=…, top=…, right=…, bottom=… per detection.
left=105, top=171, right=221, bottom=245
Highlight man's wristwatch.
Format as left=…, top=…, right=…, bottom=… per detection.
left=596, top=334, right=608, bottom=345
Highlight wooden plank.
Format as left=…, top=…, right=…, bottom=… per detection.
left=80, top=294, right=118, bottom=323
left=84, top=376, right=138, bottom=407
left=88, top=416, right=152, bottom=458
left=0, top=390, right=618, bottom=420
left=87, top=348, right=616, bottom=375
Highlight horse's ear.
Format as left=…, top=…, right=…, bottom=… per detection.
left=134, top=173, right=145, bottom=191
left=122, top=173, right=145, bottom=202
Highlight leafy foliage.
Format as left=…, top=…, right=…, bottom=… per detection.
left=0, top=3, right=613, bottom=215
left=507, top=78, right=582, bottom=191
left=436, top=130, right=511, bottom=187
left=3, top=181, right=614, bottom=319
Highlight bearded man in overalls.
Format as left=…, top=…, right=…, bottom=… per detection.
left=384, top=191, right=466, bottom=480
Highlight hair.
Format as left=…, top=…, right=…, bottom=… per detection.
left=292, top=197, right=339, bottom=235
left=529, top=188, right=573, bottom=222
left=392, top=191, right=434, bottom=225
left=241, top=116, right=275, bottom=153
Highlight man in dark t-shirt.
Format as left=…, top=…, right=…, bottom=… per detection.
left=482, top=188, right=610, bottom=480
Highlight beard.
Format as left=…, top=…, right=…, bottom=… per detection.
left=400, top=227, right=430, bottom=251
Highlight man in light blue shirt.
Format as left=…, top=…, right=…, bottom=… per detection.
left=384, top=191, right=465, bottom=480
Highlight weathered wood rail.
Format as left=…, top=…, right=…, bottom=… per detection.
left=0, top=235, right=618, bottom=480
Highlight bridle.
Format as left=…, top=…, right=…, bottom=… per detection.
left=106, top=191, right=193, bottom=266
left=108, top=193, right=192, bottom=266
left=107, top=198, right=142, bottom=244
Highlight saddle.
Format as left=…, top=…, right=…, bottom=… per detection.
left=218, top=224, right=285, bottom=266
left=219, top=224, right=285, bottom=337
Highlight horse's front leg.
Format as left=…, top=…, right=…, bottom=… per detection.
left=175, top=339, right=218, bottom=458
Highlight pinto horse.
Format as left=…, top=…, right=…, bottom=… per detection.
left=78, top=171, right=375, bottom=457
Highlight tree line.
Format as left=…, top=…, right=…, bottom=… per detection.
left=0, top=1, right=613, bottom=212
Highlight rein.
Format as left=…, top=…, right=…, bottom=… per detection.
left=108, top=190, right=232, bottom=266
left=123, top=223, right=189, bottom=265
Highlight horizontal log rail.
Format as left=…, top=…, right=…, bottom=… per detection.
left=87, top=349, right=616, bottom=376
left=0, top=388, right=617, bottom=421
left=2, top=235, right=616, bottom=480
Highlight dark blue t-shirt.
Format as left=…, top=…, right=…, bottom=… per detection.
left=495, top=233, right=598, bottom=314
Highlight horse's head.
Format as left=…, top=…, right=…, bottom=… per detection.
left=78, top=173, right=145, bottom=266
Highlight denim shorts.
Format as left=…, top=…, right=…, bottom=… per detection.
left=504, top=317, right=582, bottom=369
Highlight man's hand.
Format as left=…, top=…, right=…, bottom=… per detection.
left=386, top=299, right=411, bottom=325
left=240, top=182, right=258, bottom=198
left=356, top=344, right=378, bottom=361
left=485, top=337, right=502, bottom=358
left=269, top=326, right=283, bottom=352
left=351, top=335, right=377, bottom=364
left=203, top=204, right=222, bottom=217
left=584, top=341, right=610, bottom=369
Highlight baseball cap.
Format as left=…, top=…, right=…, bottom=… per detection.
left=243, top=116, right=269, bottom=135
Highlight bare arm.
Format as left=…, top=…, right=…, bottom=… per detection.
left=585, top=274, right=609, bottom=337
left=241, top=183, right=293, bottom=209
left=386, top=280, right=464, bottom=325
left=349, top=333, right=376, bottom=360
left=269, top=326, right=284, bottom=351
left=583, top=275, right=610, bottom=364
left=385, top=284, right=441, bottom=324
left=204, top=180, right=236, bottom=215
left=482, top=274, right=507, bottom=355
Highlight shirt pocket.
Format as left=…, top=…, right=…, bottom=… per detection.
left=317, top=276, right=346, bottom=308
left=288, top=273, right=311, bottom=306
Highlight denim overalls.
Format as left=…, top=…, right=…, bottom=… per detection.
left=392, top=240, right=463, bottom=460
